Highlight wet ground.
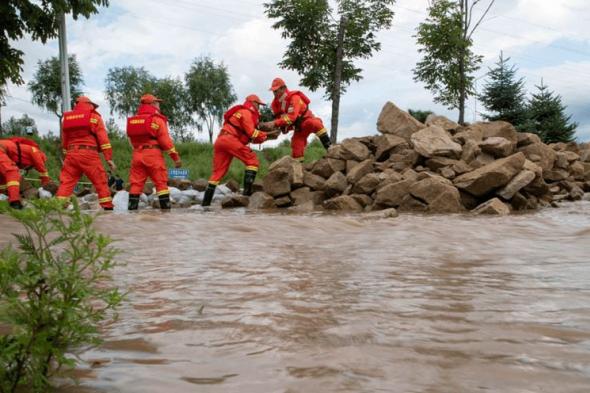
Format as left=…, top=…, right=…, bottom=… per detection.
left=1, top=203, right=590, bottom=392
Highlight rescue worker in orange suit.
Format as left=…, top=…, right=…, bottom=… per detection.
left=56, top=96, right=116, bottom=210
left=0, top=141, right=22, bottom=209
left=202, top=95, right=277, bottom=207
left=0, top=137, right=52, bottom=188
left=259, top=78, right=331, bottom=161
left=126, top=94, right=182, bottom=210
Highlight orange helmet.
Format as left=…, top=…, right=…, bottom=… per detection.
left=140, top=94, right=163, bottom=104
left=76, top=96, right=98, bottom=108
left=245, top=94, right=266, bottom=105
left=269, top=77, right=286, bottom=91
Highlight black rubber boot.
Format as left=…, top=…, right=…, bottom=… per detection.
left=9, top=201, right=23, bottom=210
left=243, top=169, right=257, bottom=196
left=128, top=194, right=140, bottom=211
left=202, top=184, right=216, bottom=207
left=319, top=133, right=332, bottom=150
left=103, top=207, right=113, bottom=211
left=159, top=194, right=171, bottom=210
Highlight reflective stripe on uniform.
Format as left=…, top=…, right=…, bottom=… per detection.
left=294, top=157, right=304, bottom=162
left=316, top=128, right=328, bottom=136
left=282, top=115, right=292, bottom=125
left=100, top=143, right=112, bottom=150
left=6, top=181, right=20, bottom=187
left=57, top=196, right=70, bottom=200
left=150, top=122, right=160, bottom=130
left=0, top=185, right=6, bottom=190
left=98, top=196, right=112, bottom=203
left=90, top=118, right=98, bottom=124
left=166, top=147, right=177, bottom=154
left=251, top=130, right=260, bottom=139
left=40, top=172, right=49, bottom=177
left=156, top=189, right=170, bottom=196
left=208, top=180, right=220, bottom=186
left=245, top=166, right=258, bottom=172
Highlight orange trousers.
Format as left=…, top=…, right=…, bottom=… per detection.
left=129, top=149, right=169, bottom=197
left=56, top=149, right=113, bottom=208
left=291, top=117, right=328, bottom=160
left=0, top=151, right=21, bottom=203
left=209, top=134, right=259, bottom=184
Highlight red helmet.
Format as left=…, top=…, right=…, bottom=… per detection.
left=269, top=77, right=286, bottom=91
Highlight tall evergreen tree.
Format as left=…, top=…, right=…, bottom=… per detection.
left=528, top=81, right=577, bottom=143
left=480, top=52, right=528, bottom=129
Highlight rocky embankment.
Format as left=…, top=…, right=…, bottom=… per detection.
left=236, top=102, right=590, bottom=215
left=8, top=101, right=587, bottom=214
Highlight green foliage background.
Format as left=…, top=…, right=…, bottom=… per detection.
left=16, top=135, right=326, bottom=186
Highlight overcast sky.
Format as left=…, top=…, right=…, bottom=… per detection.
left=3, top=0, right=590, bottom=143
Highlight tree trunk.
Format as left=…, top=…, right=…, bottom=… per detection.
left=458, top=0, right=467, bottom=125
left=330, top=16, right=346, bottom=144
left=458, top=54, right=466, bottom=125
left=208, top=115, right=214, bottom=144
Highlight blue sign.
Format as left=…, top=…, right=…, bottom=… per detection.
left=168, top=168, right=189, bottom=180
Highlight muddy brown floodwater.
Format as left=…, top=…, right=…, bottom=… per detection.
left=1, top=202, right=590, bottom=392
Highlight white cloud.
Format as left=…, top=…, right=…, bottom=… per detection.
left=2, top=0, right=590, bottom=142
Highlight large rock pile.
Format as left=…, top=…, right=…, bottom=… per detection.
left=242, top=101, right=590, bottom=215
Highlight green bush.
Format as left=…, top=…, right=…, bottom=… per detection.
left=0, top=199, right=124, bottom=393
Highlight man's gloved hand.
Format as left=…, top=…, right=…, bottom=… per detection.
left=107, top=160, right=117, bottom=172
left=258, top=121, right=275, bottom=131
left=265, top=129, right=281, bottom=141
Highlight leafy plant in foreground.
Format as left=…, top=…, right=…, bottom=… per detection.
left=0, top=199, right=123, bottom=392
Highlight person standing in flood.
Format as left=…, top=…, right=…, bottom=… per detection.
left=202, top=95, right=277, bottom=207
left=56, top=96, right=116, bottom=210
left=259, top=78, right=331, bottom=161
left=126, top=94, right=182, bottom=211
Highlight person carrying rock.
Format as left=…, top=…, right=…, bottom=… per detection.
left=0, top=141, right=23, bottom=209
left=259, top=77, right=331, bottom=161
left=126, top=94, right=181, bottom=211
left=202, top=94, right=277, bottom=207
left=0, top=137, right=52, bottom=188
left=56, top=96, right=116, bottom=210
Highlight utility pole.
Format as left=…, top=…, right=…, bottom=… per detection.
left=58, top=13, right=71, bottom=115
left=330, top=16, right=346, bottom=144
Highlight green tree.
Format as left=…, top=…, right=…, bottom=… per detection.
left=0, top=199, right=123, bottom=393
left=480, top=52, right=528, bottom=129
left=153, top=77, right=193, bottom=142
left=408, top=109, right=433, bottom=123
left=527, top=81, right=577, bottom=143
left=265, top=0, right=395, bottom=143
left=1, top=0, right=109, bottom=86
left=105, top=67, right=193, bottom=141
left=185, top=56, right=236, bottom=144
left=1, top=114, right=37, bottom=136
left=27, top=55, right=84, bottom=127
left=414, top=0, right=495, bottom=125
left=104, top=66, right=156, bottom=118
left=105, top=118, right=123, bottom=139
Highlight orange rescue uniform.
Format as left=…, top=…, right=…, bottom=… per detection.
left=0, top=138, right=50, bottom=186
left=127, top=104, right=180, bottom=197
left=271, top=89, right=328, bottom=160
left=209, top=102, right=267, bottom=185
left=0, top=143, right=21, bottom=204
left=56, top=101, right=114, bottom=209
